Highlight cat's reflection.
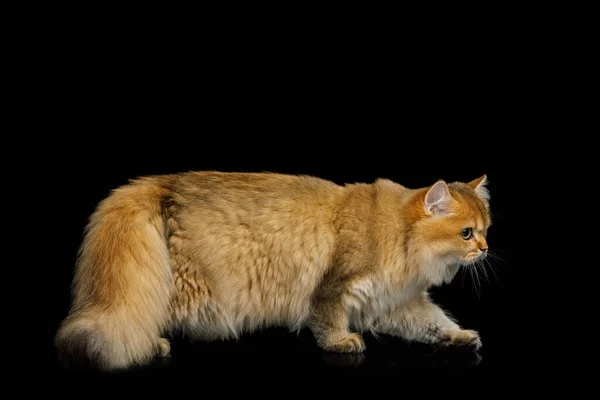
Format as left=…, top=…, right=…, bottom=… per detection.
left=322, top=353, right=366, bottom=368
left=422, top=350, right=482, bottom=368
left=321, top=350, right=482, bottom=369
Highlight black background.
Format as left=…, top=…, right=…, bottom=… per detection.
left=24, top=12, right=567, bottom=391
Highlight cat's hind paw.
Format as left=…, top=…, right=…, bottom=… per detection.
left=323, top=333, right=366, bottom=353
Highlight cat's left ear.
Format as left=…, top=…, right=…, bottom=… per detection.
left=468, top=174, right=490, bottom=200
left=425, top=180, right=453, bottom=216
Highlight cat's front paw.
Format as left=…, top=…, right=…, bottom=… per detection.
left=323, top=333, right=366, bottom=353
left=438, top=329, right=481, bottom=351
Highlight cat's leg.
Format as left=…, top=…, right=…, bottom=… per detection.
left=373, top=295, right=481, bottom=350
left=310, top=279, right=366, bottom=353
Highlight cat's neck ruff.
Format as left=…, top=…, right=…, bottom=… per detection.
left=418, top=257, right=460, bottom=287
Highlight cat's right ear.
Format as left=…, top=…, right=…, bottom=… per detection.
left=468, top=174, right=490, bottom=201
left=425, top=180, right=452, bottom=216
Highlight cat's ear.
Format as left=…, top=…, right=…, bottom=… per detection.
left=425, top=180, right=452, bottom=216
left=468, top=174, right=490, bottom=200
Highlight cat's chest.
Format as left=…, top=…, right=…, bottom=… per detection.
left=349, top=278, right=423, bottom=315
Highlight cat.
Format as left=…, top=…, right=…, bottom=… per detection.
left=55, top=171, right=491, bottom=370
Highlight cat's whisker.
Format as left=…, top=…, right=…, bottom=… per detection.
left=488, top=247, right=509, bottom=252
left=484, top=257, right=501, bottom=286
left=474, top=263, right=483, bottom=296
left=460, top=265, right=467, bottom=289
left=487, top=251, right=509, bottom=273
left=468, top=263, right=481, bottom=299
left=467, top=265, right=474, bottom=295
left=491, top=212, right=504, bottom=220
left=477, top=260, right=489, bottom=282
left=487, top=250, right=507, bottom=262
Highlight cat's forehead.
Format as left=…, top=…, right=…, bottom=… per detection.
left=449, top=183, right=491, bottom=228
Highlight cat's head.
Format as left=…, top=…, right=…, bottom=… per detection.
left=411, top=175, right=491, bottom=277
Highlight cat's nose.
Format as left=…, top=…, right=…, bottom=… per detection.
left=480, top=247, right=488, bottom=253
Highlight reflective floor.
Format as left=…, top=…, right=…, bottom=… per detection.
left=51, top=324, right=523, bottom=377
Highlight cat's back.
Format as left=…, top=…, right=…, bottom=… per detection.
left=148, top=170, right=343, bottom=253
left=154, top=170, right=341, bottom=207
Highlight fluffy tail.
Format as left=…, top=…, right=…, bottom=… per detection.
left=55, top=179, right=173, bottom=370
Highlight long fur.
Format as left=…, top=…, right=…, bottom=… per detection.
left=55, top=171, right=492, bottom=370
left=55, top=181, right=173, bottom=369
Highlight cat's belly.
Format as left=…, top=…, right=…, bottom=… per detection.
left=166, top=213, right=336, bottom=339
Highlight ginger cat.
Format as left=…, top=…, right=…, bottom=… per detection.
left=55, top=171, right=491, bottom=370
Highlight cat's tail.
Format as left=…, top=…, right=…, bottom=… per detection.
left=55, top=178, right=174, bottom=370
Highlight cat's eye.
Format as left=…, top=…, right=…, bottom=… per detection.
left=461, top=228, right=473, bottom=240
